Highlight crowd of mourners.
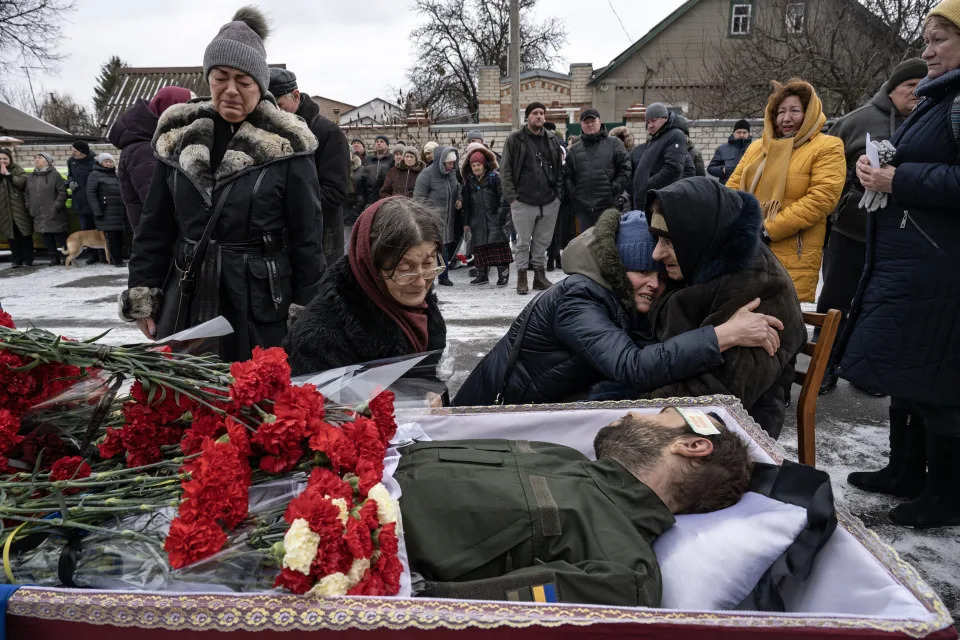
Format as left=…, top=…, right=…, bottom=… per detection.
left=0, top=1, right=956, bottom=538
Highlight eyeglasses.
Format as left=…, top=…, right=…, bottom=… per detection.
left=388, top=255, right=446, bottom=285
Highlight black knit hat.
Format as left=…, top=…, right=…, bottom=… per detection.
left=525, top=101, right=546, bottom=118
left=733, top=119, right=751, bottom=133
left=268, top=67, right=298, bottom=97
left=72, top=140, right=91, bottom=155
left=375, top=134, right=389, bottom=144
left=887, top=58, right=927, bottom=90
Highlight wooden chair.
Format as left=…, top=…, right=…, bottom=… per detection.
left=793, top=309, right=842, bottom=468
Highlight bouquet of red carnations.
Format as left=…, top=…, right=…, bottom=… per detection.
left=0, top=310, right=404, bottom=596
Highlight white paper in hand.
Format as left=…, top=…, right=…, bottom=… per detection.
left=865, top=132, right=881, bottom=168
left=161, top=316, right=234, bottom=342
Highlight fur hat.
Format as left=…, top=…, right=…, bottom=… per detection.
left=268, top=67, right=298, bottom=97
left=617, top=211, right=657, bottom=272
left=525, top=101, right=546, bottom=118
left=887, top=58, right=928, bottom=90
left=72, top=140, right=91, bottom=155
left=203, top=6, right=271, bottom=97
left=609, top=126, right=634, bottom=150
left=403, top=145, right=419, bottom=158
left=393, top=143, right=405, bottom=155
left=645, top=103, right=669, bottom=120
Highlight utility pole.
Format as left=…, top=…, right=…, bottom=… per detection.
left=21, top=66, right=42, bottom=117
left=509, top=0, right=520, bottom=131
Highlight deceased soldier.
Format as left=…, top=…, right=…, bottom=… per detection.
left=396, top=408, right=752, bottom=607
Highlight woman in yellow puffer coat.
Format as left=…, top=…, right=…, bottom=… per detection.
left=727, top=79, right=845, bottom=302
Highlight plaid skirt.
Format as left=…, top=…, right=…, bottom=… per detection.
left=473, top=242, right=514, bottom=267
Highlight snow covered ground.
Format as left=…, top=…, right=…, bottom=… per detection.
left=0, top=258, right=956, bottom=620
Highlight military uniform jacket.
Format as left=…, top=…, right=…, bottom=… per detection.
left=396, top=439, right=675, bottom=607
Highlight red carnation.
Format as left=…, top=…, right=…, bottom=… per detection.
left=284, top=491, right=342, bottom=532
left=164, top=516, right=227, bottom=569
left=228, top=347, right=291, bottom=407
left=225, top=417, right=251, bottom=459
left=253, top=413, right=307, bottom=474
left=180, top=411, right=225, bottom=455
left=344, top=517, right=374, bottom=559
left=358, top=499, right=379, bottom=530
left=274, top=566, right=314, bottom=594
left=308, top=422, right=358, bottom=473
left=98, top=427, right=124, bottom=459
left=354, top=456, right=384, bottom=495
left=311, top=536, right=354, bottom=578
left=307, top=467, right=355, bottom=503
left=368, top=390, right=397, bottom=444
left=347, top=569, right=385, bottom=596
left=377, top=522, right=399, bottom=557
left=0, top=310, right=15, bottom=329
left=0, top=409, right=23, bottom=456
left=49, top=456, right=92, bottom=482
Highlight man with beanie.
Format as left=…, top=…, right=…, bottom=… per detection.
left=628, top=103, right=688, bottom=209
left=270, top=67, right=350, bottom=267
left=500, top=101, right=564, bottom=294
left=708, top=120, right=752, bottom=184
left=816, top=58, right=928, bottom=394
left=564, top=108, right=632, bottom=232
left=454, top=208, right=780, bottom=406
left=358, top=134, right=393, bottom=215
left=67, top=140, right=99, bottom=263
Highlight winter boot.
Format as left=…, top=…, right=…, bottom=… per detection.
left=546, top=256, right=555, bottom=272
left=516, top=269, right=529, bottom=295
left=848, top=405, right=926, bottom=498
left=532, top=267, right=551, bottom=291
left=496, top=266, right=509, bottom=286
left=470, top=267, right=489, bottom=285
left=48, top=250, right=62, bottom=266
left=888, top=430, right=960, bottom=529
left=83, top=249, right=100, bottom=265
left=437, top=275, right=453, bottom=286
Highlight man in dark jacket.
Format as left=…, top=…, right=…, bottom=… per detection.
left=629, top=103, right=687, bottom=209
left=643, top=177, right=806, bottom=437
left=500, top=102, right=564, bottom=294
left=708, top=120, right=752, bottom=184
left=107, top=86, right=192, bottom=230
left=399, top=408, right=752, bottom=606
left=453, top=209, right=782, bottom=407
left=817, top=58, right=927, bottom=393
left=563, top=108, right=631, bottom=231
left=358, top=134, right=393, bottom=214
left=67, top=140, right=98, bottom=263
left=270, top=68, right=350, bottom=267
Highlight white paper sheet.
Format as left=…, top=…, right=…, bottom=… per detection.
left=866, top=132, right=881, bottom=168
left=160, top=316, right=234, bottom=343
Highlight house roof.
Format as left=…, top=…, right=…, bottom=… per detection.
left=500, top=68, right=571, bottom=84
left=0, top=100, right=73, bottom=139
left=590, top=0, right=701, bottom=85
left=98, top=64, right=286, bottom=132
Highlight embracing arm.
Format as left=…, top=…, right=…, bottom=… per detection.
left=765, top=137, right=845, bottom=241
left=553, top=287, right=723, bottom=391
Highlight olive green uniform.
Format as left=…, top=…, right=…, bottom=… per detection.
left=396, top=439, right=675, bottom=607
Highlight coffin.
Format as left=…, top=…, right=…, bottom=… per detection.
left=6, top=396, right=956, bottom=639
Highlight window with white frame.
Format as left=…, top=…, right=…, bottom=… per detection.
left=730, top=3, right=752, bottom=35
left=786, top=3, right=806, bottom=34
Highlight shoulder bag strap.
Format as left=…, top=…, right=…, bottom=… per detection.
left=951, top=92, right=960, bottom=160
left=174, top=181, right=235, bottom=332
left=496, top=291, right=544, bottom=405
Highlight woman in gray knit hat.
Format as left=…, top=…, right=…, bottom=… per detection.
left=120, top=7, right=324, bottom=362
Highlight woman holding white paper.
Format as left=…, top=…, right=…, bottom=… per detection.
left=839, top=1, right=960, bottom=529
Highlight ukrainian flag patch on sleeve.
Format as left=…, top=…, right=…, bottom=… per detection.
left=506, top=582, right=558, bottom=603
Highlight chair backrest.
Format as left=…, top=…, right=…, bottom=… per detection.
left=793, top=309, right=842, bottom=466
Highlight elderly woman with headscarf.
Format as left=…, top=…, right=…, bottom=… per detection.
left=25, top=152, right=68, bottom=266
left=726, top=79, right=846, bottom=302
left=119, top=7, right=323, bottom=361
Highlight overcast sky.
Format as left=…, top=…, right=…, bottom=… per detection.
left=7, top=0, right=687, bottom=112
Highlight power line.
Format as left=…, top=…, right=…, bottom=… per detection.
left=607, top=0, right=633, bottom=43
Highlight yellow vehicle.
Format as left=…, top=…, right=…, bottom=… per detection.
left=0, top=166, right=81, bottom=251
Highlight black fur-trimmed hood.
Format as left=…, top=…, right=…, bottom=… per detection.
left=153, top=99, right=318, bottom=200
left=561, top=209, right=636, bottom=316
left=647, top=176, right=761, bottom=285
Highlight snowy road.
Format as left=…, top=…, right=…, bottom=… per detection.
left=0, top=259, right=956, bottom=620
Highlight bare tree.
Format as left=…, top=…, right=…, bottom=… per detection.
left=405, top=0, right=567, bottom=121
left=697, top=0, right=936, bottom=117
left=41, top=92, right=97, bottom=136
left=0, top=1, right=76, bottom=74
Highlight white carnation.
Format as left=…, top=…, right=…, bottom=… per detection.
left=331, top=497, right=349, bottom=526
left=366, top=483, right=400, bottom=527
left=281, top=518, right=321, bottom=575
left=307, top=571, right=351, bottom=597
left=346, top=557, right=371, bottom=587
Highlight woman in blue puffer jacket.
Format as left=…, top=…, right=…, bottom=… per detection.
left=839, top=2, right=960, bottom=529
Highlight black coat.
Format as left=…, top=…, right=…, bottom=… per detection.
left=629, top=114, right=687, bottom=208
left=640, top=177, right=807, bottom=437
left=500, top=125, right=564, bottom=206
left=460, top=144, right=508, bottom=247
left=283, top=256, right=447, bottom=376
left=86, top=165, right=127, bottom=232
left=128, top=99, right=324, bottom=362
left=108, top=98, right=158, bottom=229
left=67, top=154, right=96, bottom=215
left=563, top=128, right=631, bottom=219
left=359, top=152, right=394, bottom=212
left=707, top=135, right=752, bottom=184
left=453, top=209, right=723, bottom=406
left=296, top=95, right=349, bottom=231
left=838, top=71, right=960, bottom=405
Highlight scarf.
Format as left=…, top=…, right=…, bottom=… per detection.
left=349, top=198, right=430, bottom=353
left=740, top=81, right=826, bottom=221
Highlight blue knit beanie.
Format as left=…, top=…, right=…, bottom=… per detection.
left=617, top=211, right=657, bottom=272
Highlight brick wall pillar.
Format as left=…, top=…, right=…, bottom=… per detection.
left=478, top=66, right=501, bottom=123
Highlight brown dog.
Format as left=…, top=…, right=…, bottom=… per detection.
left=60, top=230, right=110, bottom=267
